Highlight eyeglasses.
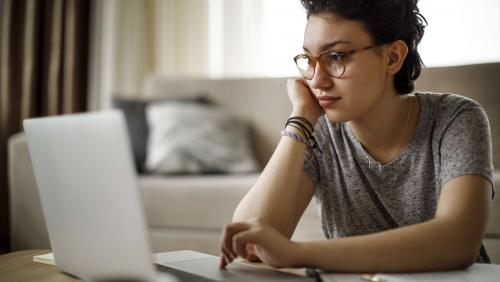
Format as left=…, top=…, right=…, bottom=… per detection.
left=293, top=45, right=380, bottom=80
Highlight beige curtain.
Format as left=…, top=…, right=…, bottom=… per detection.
left=105, top=0, right=211, bottom=99
left=105, top=0, right=264, bottom=100
left=0, top=0, right=90, bottom=252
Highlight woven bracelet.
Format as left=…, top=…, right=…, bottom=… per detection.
left=281, top=129, right=307, bottom=145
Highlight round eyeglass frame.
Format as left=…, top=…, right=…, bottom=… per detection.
left=293, top=45, right=380, bottom=80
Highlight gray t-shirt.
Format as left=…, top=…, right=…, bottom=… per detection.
left=304, top=92, right=494, bottom=262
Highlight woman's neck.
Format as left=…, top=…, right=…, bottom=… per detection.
left=347, top=92, right=418, bottom=163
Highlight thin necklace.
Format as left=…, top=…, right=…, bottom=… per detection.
left=380, top=97, right=415, bottom=164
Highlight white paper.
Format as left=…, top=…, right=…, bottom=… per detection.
left=33, top=252, right=56, bottom=265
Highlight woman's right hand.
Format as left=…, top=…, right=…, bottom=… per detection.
left=287, top=78, right=324, bottom=125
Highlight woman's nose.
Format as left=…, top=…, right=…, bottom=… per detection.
left=307, top=62, right=333, bottom=90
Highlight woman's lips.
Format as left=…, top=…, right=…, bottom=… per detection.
left=317, top=96, right=341, bottom=107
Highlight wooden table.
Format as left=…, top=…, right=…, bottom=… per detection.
left=0, top=250, right=77, bottom=282
left=3, top=250, right=500, bottom=282
left=0, top=250, right=220, bottom=282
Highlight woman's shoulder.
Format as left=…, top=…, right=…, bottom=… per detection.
left=416, top=92, right=486, bottom=120
left=416, top=92, right=489, bottom=134
left=416, top=91, right=483, bottom=108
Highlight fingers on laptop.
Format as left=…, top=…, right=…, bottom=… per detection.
left=245, top=243, right=258, bottom=261
left=219, top=221, right=253, bottom=268
left=233, top=230, right=260, bottom=259
left=220, top=245, right=235, bottom=269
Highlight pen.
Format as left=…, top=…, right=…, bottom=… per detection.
left=305, top=267, right=323, bottom=282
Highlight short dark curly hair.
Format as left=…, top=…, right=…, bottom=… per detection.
left=300, top=0, right=427, bottom=94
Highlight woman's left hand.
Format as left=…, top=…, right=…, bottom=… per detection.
left=219, top=218, right=302, bottom=269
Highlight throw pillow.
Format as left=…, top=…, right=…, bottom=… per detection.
left=112, top=98, right=148, bottom=172
left=145, top=102, right=260, bottom=174
left=112, top=96, right=210, bottom=172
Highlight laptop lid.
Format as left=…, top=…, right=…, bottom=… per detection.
left=24, top=110, right=166, bottom=281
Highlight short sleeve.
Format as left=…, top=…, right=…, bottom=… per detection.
left=303, top=144, right=320, bottom=185
left=439, top=100, right=494, bottom=197
left=303, top=118, right=327, bottom=186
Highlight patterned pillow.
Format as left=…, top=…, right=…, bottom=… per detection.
left=145, top=101, right=260, bottom=174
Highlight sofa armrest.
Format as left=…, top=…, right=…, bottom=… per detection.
left=8, top=132, right=50, bottom=250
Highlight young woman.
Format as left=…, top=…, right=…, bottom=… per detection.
left=219, top=0, right=494, bottom=273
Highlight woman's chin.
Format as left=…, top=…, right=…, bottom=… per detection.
left=324, top=110, right=350, bottom=124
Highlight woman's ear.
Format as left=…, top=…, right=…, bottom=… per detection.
left=385, top=40, right=408, bottom=75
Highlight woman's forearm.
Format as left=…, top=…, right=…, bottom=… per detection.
left=232, top=79, right=322, bottom=238
left=296, top=217, right=479, bottom=273
left=233, top=123, right=313, bottom=238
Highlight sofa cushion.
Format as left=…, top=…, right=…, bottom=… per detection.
left=139, top=171, right=500, bottom=235
left=139, top=174, right=260, bottom=229
left=145, top=102, right=260, bottom=174
left=139, top=173, right=324, bottom=241
left=483, top=238, right=500, bottom=265
left=144, top=76, right=292, bottom=167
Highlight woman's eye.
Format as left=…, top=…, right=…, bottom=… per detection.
left=306, top=57, right=315, bottom=66
left=324, top=53, right=344, bottom=64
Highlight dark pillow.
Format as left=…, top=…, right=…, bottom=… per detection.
left=112, top=98, right=149, bottom=172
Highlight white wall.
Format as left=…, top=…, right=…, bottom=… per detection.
left=418, top=0, right=500, bottom=66
left=207, top=0, right=500, bottom=76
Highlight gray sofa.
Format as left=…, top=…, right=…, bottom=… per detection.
left=8, top=62, right=500, bottom=264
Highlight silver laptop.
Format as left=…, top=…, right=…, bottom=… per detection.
left=24, top=110, right=313, bottom=282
